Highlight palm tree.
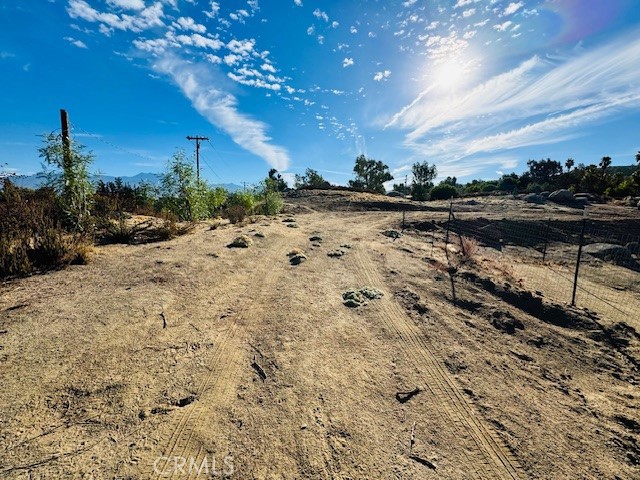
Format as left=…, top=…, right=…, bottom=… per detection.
left=565, top=158, right=574, bottom=172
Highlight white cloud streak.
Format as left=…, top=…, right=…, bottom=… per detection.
left=155, top=56, right=289, bottom=170
left=388, top=31, right=640, bottom=167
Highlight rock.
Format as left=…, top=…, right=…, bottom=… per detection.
left=254, top=231, right=265, bottom=238
left=387, top=191, right=405, bottom=197
left=282, top=218, right=296, bottom=223
left=524, top=193, right=544, bottom=204
left=287, top=223, right=299, bottom=228
left=539, top=191, right=550, bottom=198
left=637, top=199, right=640, bottom=210
left=289, top=254, right=307, bottom=265
left=327, top=249, right=346, bottom=257
left=626, top=242, right=639, bottom=255
left=491, top=310, right=524, bottom=334
left=309, top=235, right=323, bottom=242
left=548, top=189, right=574, bottom=203
left=228, top=235, right=252, bottom=248
left=574, top=192, right=594, bottom=201
left=583, top=243, right=635, bottom=265
left=287, top=248, right=305, bottom=257
left=382, top=229, right=402, bottom=238
left=340, top=243, right=352, bottom=249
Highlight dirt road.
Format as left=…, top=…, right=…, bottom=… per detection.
left=0, top=203, right=637, bottom=479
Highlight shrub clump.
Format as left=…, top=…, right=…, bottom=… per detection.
left=342, top=287, right=384, bottom=307
left=228, top=235, right=252, bottom=248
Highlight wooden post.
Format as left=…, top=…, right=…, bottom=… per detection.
left=60, top=109, right=71, bottom=171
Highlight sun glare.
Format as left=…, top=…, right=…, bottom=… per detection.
left=434, top=60, right=468, bottom=91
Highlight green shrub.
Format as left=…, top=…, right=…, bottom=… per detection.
left=429, top=184, right=459, bottom=200
left=261, top=190, right=284, bottom=215
left=227, top=191, right=256, bottom=212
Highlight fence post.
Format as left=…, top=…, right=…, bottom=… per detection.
left=542, top=217, right=551, bottom=262
left=571, top=208, right=589, bottom=306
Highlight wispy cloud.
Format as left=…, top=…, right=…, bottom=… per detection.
left=155, top=56, right=289, bottom=170
left=388, top=30, right=640, bottom=173
left=64, top=36, right=88, bottom=49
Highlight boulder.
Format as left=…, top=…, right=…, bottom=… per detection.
left=626, top=242, right=639, bottom=255
left=548, top=189, right=574, bottom=203
left=583, top=243, right=635, bottom=265
left=539, top=191, right=550, bottom=198
left=524, top=193, right=544, bottom=204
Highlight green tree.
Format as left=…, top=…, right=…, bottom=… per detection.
left=565, top=158, right=574, bottom=172
left=411, top=161, right=437, bottom=200
left=527, top=158, right=563, bottom=184
left=38, top=132, right=94, bottom=232
left=348, top=155, right=393, bottom=194
left=294, top=168, right=329, bottom=189
left=158, top=150, right=213, bottom=221
left=599, top=156, right=612, bottom=173
left=268, top=168, right=288, bottom=192
left=391, top=183, right=410, bottom=195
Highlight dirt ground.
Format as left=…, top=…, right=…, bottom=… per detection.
left=0, top=191, right=638, bottom=479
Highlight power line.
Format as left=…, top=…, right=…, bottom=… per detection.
left=69, top=122, right=160, bottom=165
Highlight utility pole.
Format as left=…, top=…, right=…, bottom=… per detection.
left=186, top=135, right=209, bottom=181
left=60, top=109, right=72, bottom=171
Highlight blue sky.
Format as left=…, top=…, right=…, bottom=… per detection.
left=1, top=0, right=639, bottom=187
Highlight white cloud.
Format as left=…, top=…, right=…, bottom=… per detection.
left=494, top=21, right=512, bottom=32
left=204, top=1, right=220, bottom=19
left=307, top=25, right=315, bottom=35
left=134, top=37, right=171, bottom=54
left=454, top=0, right=474, bottom=8
left=373, top=70, right=391, bottom=81
left=313, top=8, right=329, bottom=22
left=403, top=0, right=417, bottom=6
left=67, top=0, right=165, bottom=33
left=503, top=2, right=524, bottom=16
left=294, top=0, right=302, bottom=6
left=331, top=21, right=339, bottom=29
left=342, top=57, right=354, bottom=67
left=462, top=8, right=475, bottom=18
left=173, top=17, right=206, bottom=33
left=350, top=26, right=358, bottom=34
left=227, top=38, right=256, bottom=56
left=155, top=56, right=289, bottom=170
left=106, top=0, right=145, bottom=10
left=64, top=36, right=88, bottom=49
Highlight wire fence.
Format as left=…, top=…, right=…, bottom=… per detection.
left=416, top=201, right=640, bottom=325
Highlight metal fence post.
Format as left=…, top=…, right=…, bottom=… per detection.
left=571, top=208, right=589, bottom=306
left=542, top=217, right=551, bottom=262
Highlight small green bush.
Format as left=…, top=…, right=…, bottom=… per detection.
left=261, top=191, right=284, bottom=215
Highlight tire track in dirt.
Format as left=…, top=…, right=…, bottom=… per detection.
left=150, top=232, right=289, bottom=480
left=350, top=246, right=522, bottom=479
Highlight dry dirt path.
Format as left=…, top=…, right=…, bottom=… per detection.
left=3, top=208, right=635, bottom=479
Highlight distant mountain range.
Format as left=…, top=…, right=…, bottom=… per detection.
left=7, top=171, right=242, bottom=192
